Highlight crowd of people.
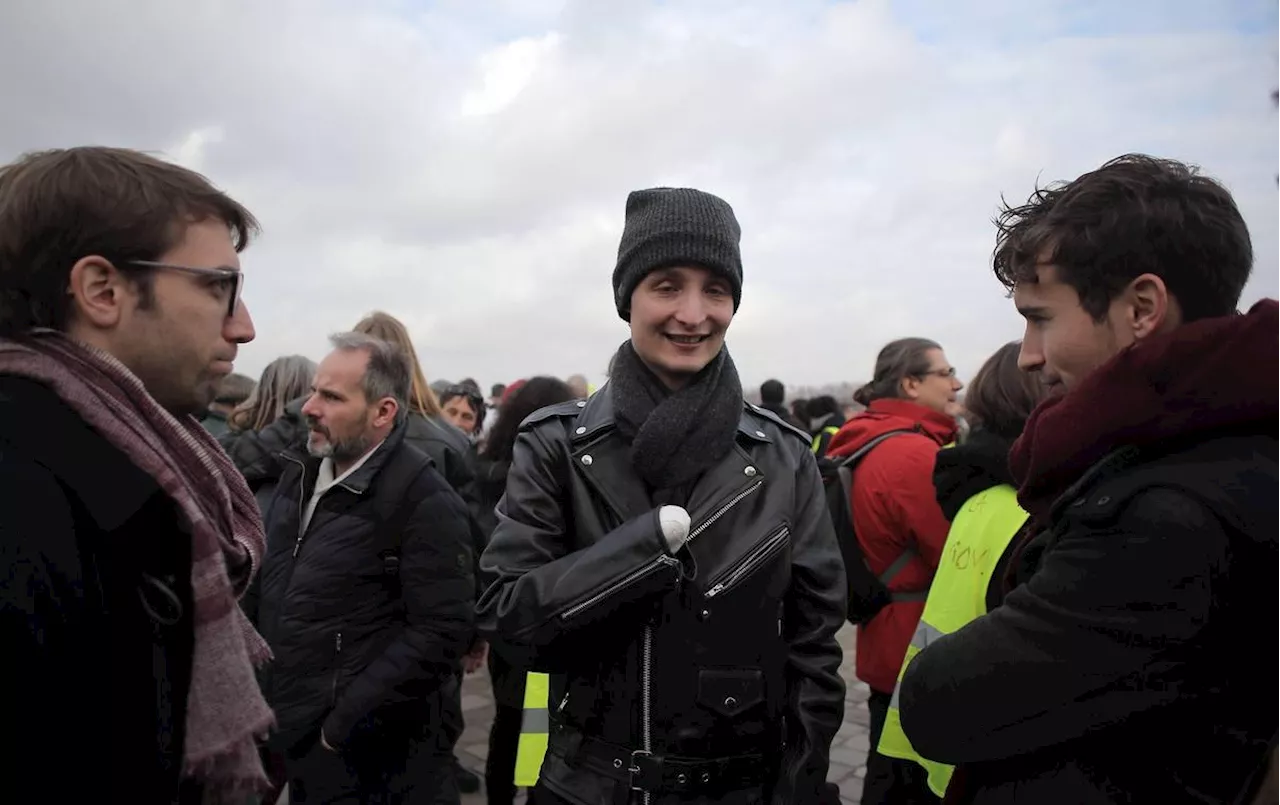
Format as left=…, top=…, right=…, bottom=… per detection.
left=1, top=145, right=1275, bottom=805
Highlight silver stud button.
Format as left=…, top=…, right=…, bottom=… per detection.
left=576, top=400, right=586, bottom=407
left=613, top=758, right=623, bottom=769
left=575, top=426, right=586, bottom=435
left=744, top=466, right=757, bottom=477
left=755, top=430, right=766, bottom=438
left=581, top=455, right=593, bottom=466
left=724, top=696, right=738, bottom=709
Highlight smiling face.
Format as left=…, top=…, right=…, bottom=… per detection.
left=628, top=265, right=735, bottom=390
left=1013, top=263, right=1158, bottom=394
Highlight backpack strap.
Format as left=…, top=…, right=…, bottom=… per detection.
left=373, top=445, right=432, bottom=579
left=838, top=427, right=927, bottom=600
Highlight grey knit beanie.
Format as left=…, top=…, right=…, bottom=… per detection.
left=612, top=187, right=743, bottom=321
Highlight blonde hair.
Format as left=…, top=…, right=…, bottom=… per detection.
left=352, top=310, right=441, bottom=417
left=229, top=355, right=317, bottom=433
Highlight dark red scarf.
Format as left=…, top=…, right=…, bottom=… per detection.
left=1009, top=298, right=1278, bottom=525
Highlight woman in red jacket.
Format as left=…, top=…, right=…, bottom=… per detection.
left=826, top=337, right=962, bottom=805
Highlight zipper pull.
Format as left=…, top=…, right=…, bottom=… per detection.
left=558, top=693, right=569, bottom=713
left=335, top=632, right=343, bottom=653
left=293, top=537, right=303, bottom=557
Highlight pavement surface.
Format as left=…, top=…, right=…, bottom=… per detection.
left=456, top=623, right=870, bottom=804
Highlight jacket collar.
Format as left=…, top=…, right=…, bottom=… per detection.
left=566, top=384, right=772, bottom=524
left=570, top=383, right=775, bottom=447
left=284, top=415, right=409, bottom=496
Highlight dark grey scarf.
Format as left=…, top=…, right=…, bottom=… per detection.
left=610, top=340, right=743, bottom=497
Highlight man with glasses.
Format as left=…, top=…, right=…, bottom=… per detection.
left=0, top=147, right=272, bottom=802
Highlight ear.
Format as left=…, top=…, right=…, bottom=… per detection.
left=371, top=397, right=399, bottom=429
left=899, top=375, right=921, bottom=401
left=67, top=256, right=133, bottom=329
left=1121, top=273, right=1176, bottom=339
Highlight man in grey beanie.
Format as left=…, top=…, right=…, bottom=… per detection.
left=478, top=186, right=848, bottom=804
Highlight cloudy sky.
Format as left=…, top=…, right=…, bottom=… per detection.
left=4, top=0, right=1277, bottom=392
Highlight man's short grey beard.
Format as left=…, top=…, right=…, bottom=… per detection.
left=306, top=431, right=374, bottom=464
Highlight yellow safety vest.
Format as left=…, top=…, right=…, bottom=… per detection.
left=811, top=426, right=840, bottom=455
left=876, top=484, right=1029, bottom=797
left=514, top=672, right=550, bottom=787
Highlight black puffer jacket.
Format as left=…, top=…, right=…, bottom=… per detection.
left=223, top=397, right=480, bottom=516
left=257, top=420, right=476, bottom=755
left=223, top=398, right=486, bottom=595
left=476, top=392, right=847, bottom=805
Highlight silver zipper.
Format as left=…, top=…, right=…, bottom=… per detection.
left=632, top=479, right=762, bottom=803
left=282, top=454, right=309, bottom=557
left=559, top=555, right=680, bottom=621
left=705, top=527, right=790, bottom=599
left=687, top=479, right=763, bottom=544
left=641, top=623, right=654, bottom=805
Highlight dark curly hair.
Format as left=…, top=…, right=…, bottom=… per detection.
left=992, top=153, right=1252, bottom=322
left=481, top=376, right=575, bottom=464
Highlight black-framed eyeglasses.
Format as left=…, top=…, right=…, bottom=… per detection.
left=121, top=259, right=244, bottom=318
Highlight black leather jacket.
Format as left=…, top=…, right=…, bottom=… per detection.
left=476, top=391, right=846, bottom=805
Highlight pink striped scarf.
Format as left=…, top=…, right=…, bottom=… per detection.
left=0, top=332, right=275, bottom=803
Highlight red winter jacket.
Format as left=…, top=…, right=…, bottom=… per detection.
left=826, top=399, right=957, bottom=694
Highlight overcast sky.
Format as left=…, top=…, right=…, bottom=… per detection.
left=4, top=0, right=1277, bottom=392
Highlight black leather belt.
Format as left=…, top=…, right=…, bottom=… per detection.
left=547, top=727, right=768, bottom=795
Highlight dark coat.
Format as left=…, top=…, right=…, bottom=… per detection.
left=476, top=392, right=847, bottom=805
left=0, top=376, right=202, bottom=804
left=257, top=420, right=476, bottom=756
left=900, top=432, right=1279, bottom=804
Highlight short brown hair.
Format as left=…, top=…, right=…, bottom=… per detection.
left=0, top=146, right=258, bottom=337
left=963, top=341, right=1048, bottom=441
left=992, top=154, right=1252, bottom=322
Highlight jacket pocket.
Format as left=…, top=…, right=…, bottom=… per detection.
left=697, top=668, right=765, bottom=718
left=705, top=526, right=789, bottom=600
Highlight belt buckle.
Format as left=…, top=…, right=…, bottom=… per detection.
left=627, top=749, right=660, bottom=792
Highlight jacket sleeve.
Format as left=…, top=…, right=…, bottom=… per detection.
left=475, top=424, right=681, bottom=671
left=899, top=488, right=1225, bottom=763
left=322, top=483, right=476, bottom=748
left=773, top=452, right=848, bottom=805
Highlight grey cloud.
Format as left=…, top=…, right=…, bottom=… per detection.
left=3, top=0, right=1275, bottom=392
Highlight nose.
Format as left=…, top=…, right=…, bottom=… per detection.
left=952, top=375, right=965, bottom=392
left=300, top=392, right=321, bottom=420
left=673, top=291, right=708, bottom=327
left=1018, top=332, right=1044, bottom=373
left=224, top=298, right=256, bottom=344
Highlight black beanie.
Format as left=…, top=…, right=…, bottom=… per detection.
left=612, top=187, right=743, bottom=321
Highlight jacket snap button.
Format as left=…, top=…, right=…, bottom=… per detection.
left=613, top=758, right=623, bottom=769
left=677, top=773, right=688, bottom=784
left=744, top=466, right=757, bottom=477
left=1096, top=496, right=1111, bottom=505
left=755, top=430, right=766, bottom=438
left=724, top=696, right=738, bottom=709
left=581, top=455, right=593, bottom=466
left=700, top=609, right=710, bottom=620
left=701, top=772, right=711, bottom=783
left=576, top=400, right=586, bottom=407
left=575, top=426, right=586, bottom=435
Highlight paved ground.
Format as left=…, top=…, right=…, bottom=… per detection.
left=456, top=623, right=870, bottom=804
